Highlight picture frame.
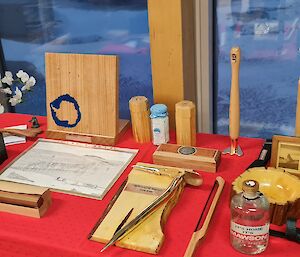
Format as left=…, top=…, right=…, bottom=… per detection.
left=270, top=135, right=300, bottom=176
left=0, top=138, right=137, bottom=199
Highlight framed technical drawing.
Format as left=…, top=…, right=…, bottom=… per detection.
left=0, top=139, right=137, bottom=199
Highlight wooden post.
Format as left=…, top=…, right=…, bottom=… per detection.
left=148, top=0, right=196, bottom=128
left=175, top=100, right=196, bottom=146
left=129, top=96, right=152, bottom=143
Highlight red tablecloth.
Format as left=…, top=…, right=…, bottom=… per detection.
left=0, top=113, right=299, bottom=257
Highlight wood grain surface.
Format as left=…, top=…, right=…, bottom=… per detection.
left=45, top=53, right=119, bottom=139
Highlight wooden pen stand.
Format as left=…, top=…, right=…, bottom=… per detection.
left=153, top=144, right=221, bottom=172
left=0, top=181, right=51, bottom=218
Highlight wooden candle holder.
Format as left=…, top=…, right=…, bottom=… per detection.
left=0, top=181, right=51, bottom=218
left=153, top=144, right=221, bottom=172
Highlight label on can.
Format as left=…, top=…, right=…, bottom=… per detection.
left=231, top=221, right=269, bottom=245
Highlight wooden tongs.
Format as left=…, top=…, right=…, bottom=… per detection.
left=184, top=176, right=225, bottom=257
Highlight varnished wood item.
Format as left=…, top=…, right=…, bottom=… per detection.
left=270, top=135, right=300, bottom=177
left=0, top=133, right=7, bottom=165
left=153, top=144, right=221, bottom=172
left=129, top=96, right=151, bottom=143
left=148, top=0, right=196, bottom=128
left=184, top=177, right=225, bottom=257
left=229, top=47, right=240, bottom=141
left=0, top=127, right=42, bottom=138
left=90, top=163, right=195, bottom=254
left=175, top=100, right=196, bottom=146
left=223, top=47, right=243, bottom=156
left=231, top=167, right=300, bottom=225
left=0, top=181, right=51, bottom=218
left=45, top=53, right=129, bottom=145
left=295, top=79, right=300, bottom=137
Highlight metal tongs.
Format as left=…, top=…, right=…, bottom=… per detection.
left=100, top=174, right=184, bottom=252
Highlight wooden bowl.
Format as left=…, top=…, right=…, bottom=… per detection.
left=231, top=167, right=300, bottom=225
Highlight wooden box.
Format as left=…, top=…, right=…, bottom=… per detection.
left=153, top=144, right=221, bottom=172
left=45, top=53, right=129, bottom=145
left=0, top=181, right=51, bottom=218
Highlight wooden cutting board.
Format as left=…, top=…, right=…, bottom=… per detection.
left=89, top=163, right=186, bottom=254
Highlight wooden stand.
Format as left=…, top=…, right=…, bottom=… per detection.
left=129, top=96, right=152, bottom=143
left=175, top=100, right=196, bottom=146
left=0, top=181, right=51, bottom=218
left=45, top=53, right=129, bottom=145
left=153, top=144, right=221, bottom=172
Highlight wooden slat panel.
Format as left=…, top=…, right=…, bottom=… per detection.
left=148, top=0, right=196, bottom=128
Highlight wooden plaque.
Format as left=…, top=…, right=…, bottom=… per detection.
left=89, top=162, right=186, bottom=254
left=153, top=144, right=221, bottom=172
left=45, top=53, right=129, bottom=145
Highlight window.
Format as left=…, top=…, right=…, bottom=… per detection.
left=215, top=0, right=300, bottom=138
left=0, top=0, right=152, bottom=119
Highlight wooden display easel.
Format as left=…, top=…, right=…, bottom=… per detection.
left=45, top=53, right=129, bottom=145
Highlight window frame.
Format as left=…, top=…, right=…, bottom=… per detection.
left=195, top=0, right=214, bottom=133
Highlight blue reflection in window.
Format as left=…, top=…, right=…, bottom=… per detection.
left=0, top=0, right=152, bottom=119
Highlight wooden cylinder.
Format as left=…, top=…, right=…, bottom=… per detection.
left=175, top=100, right=196, bottom=146
left=295, top=79, right=300, bottom=137
left=229, top=47, right=241, bottom=140
left=129, top=96, right=152, bottom=143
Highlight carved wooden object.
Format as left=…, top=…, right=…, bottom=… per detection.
left=153, top=144, right=221, bottom=172
left=90, top=163, right=190, bottom=254
left=231, top=167, right=300, bottom=225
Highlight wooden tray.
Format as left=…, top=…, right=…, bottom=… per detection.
left=231, top=167, right=300, bottom=225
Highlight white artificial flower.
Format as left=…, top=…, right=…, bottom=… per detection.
left=9, top=87, right=22, bottom=106
left=21, top=76, right=36, bottom=91
left=2, top=87, right=12, bottom=94
left=0, top=103, right=4, bottom=114
left=2, top=71, right=14, bottom=85
left=16, top=70, right=29, bottom=83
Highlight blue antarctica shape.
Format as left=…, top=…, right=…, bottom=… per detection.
left=50, top=94, right=81, bottom=128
